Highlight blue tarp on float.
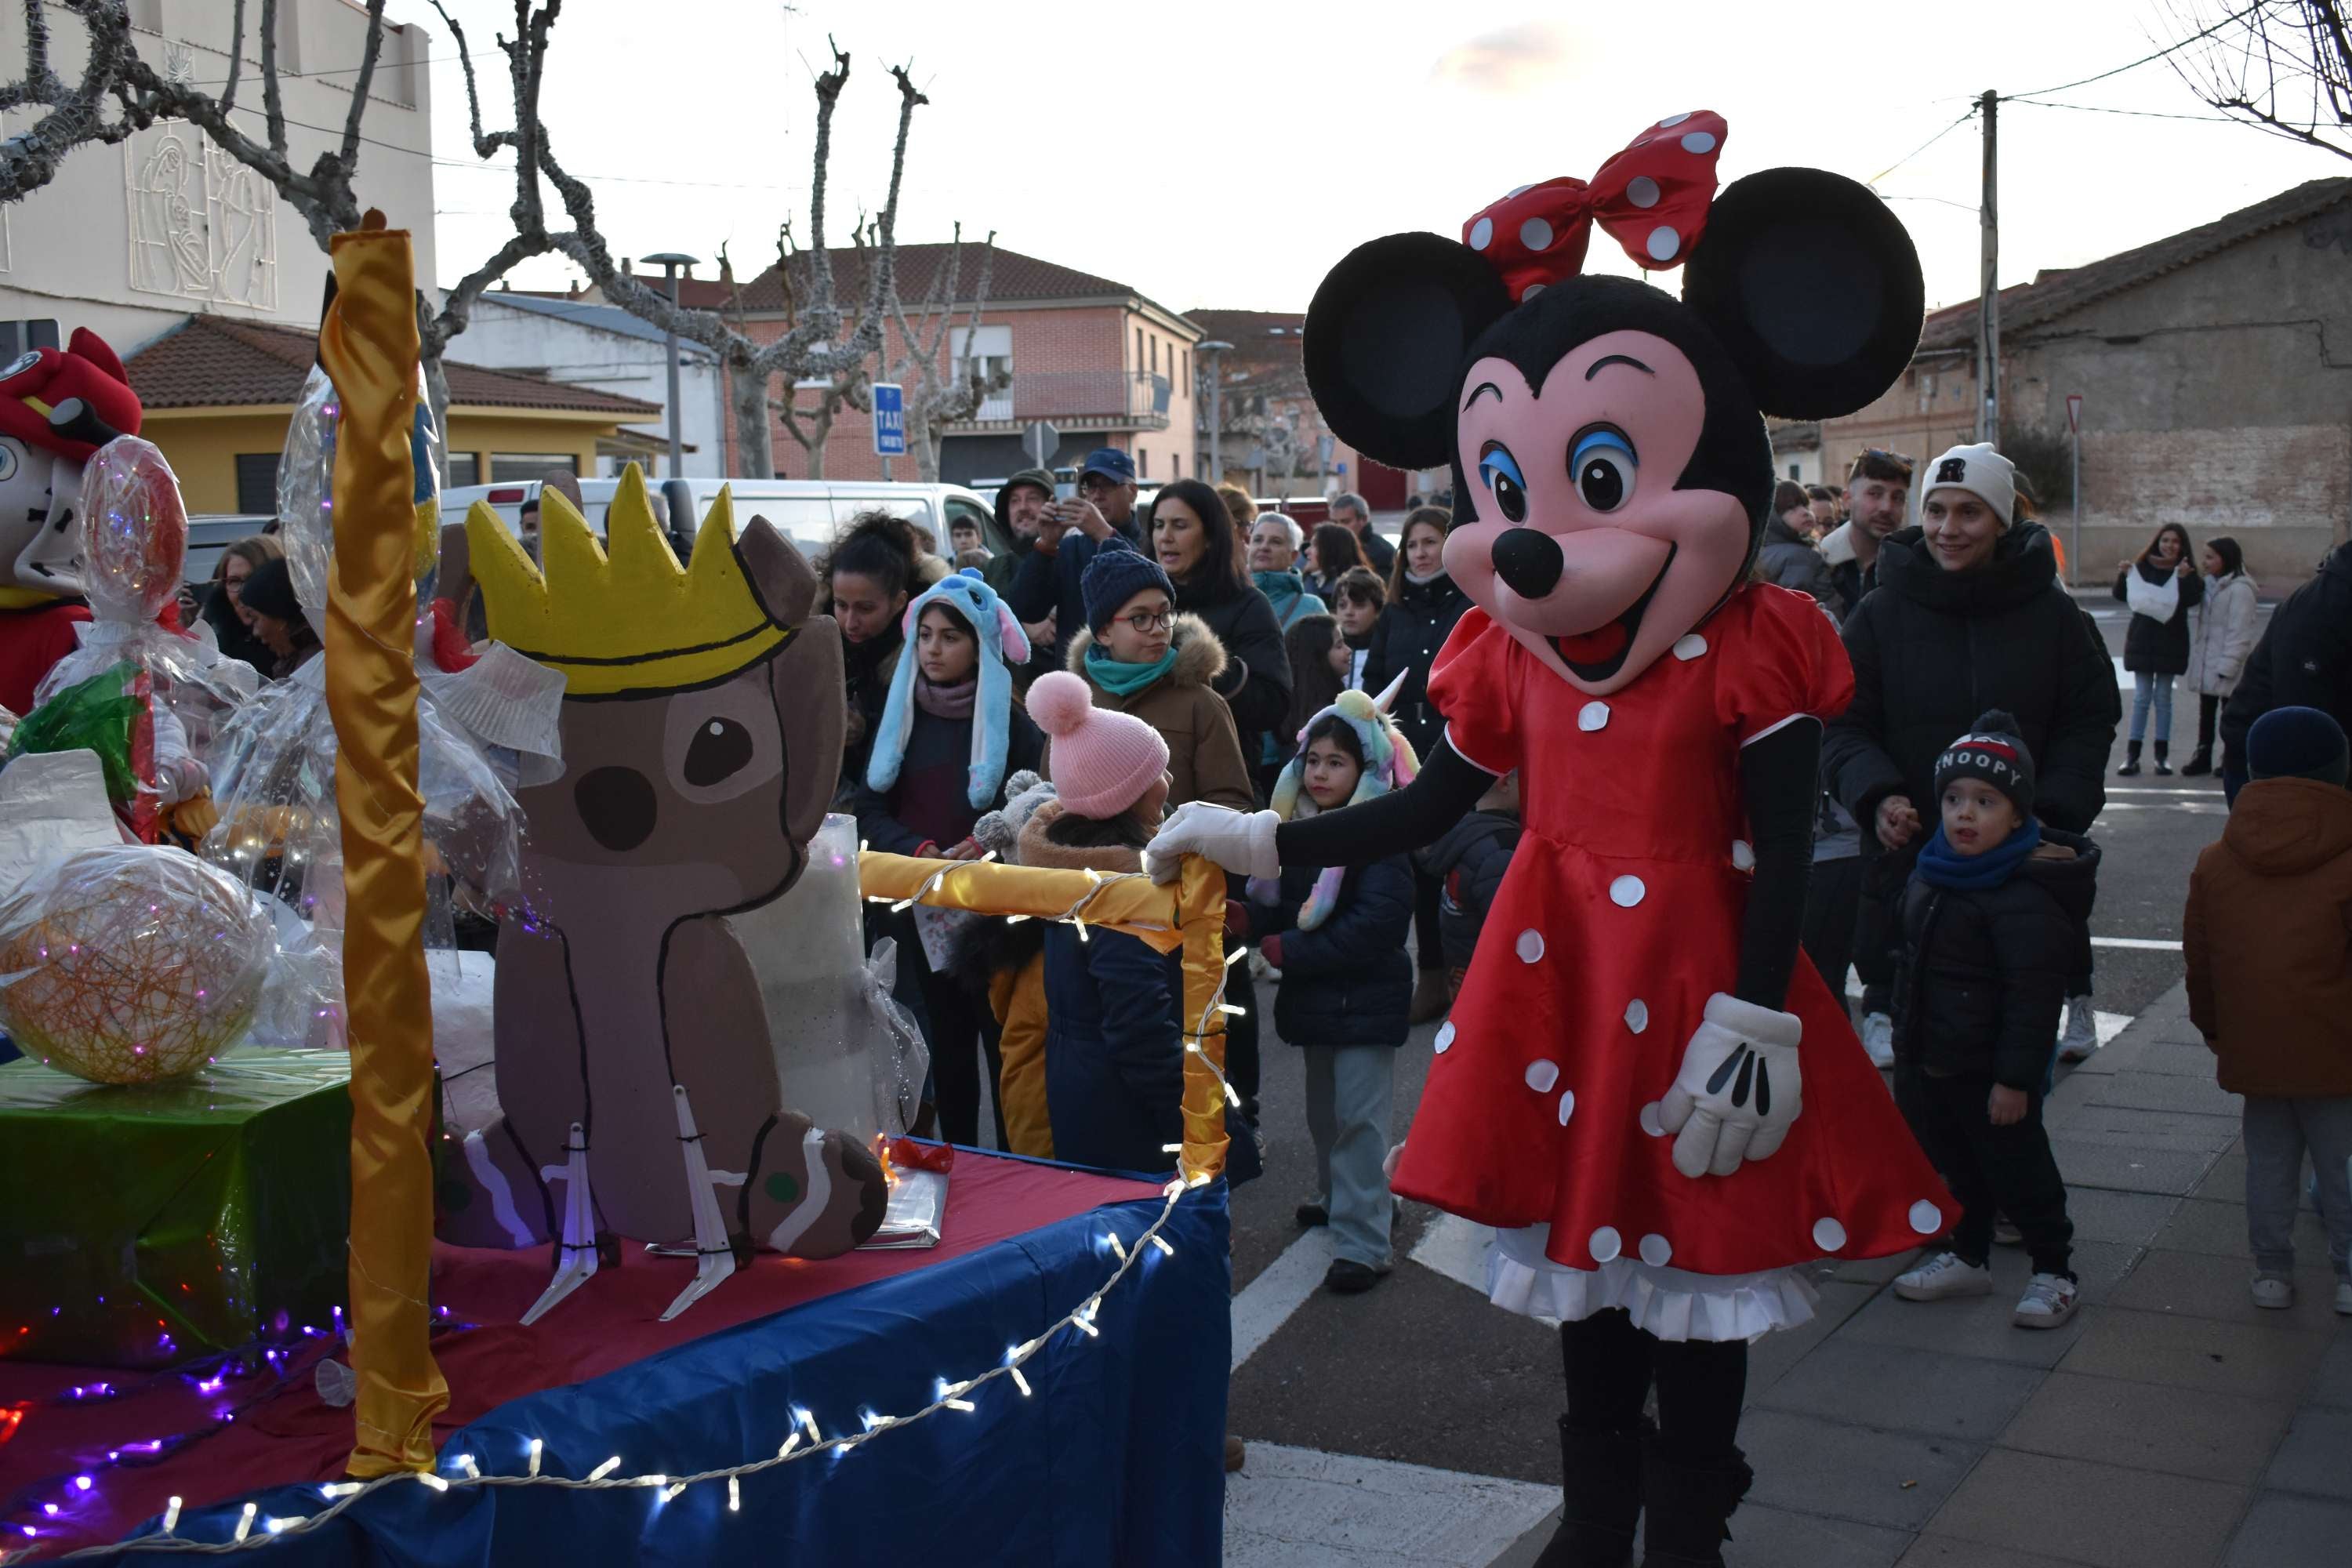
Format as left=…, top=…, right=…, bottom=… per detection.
left=97, top=1184, right=1230, bottom=1567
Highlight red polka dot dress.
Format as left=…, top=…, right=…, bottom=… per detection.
left=1391, top=586, right=1953, bottom=1341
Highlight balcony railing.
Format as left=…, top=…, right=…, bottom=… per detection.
left=947, top=371, right=1171, bottom=431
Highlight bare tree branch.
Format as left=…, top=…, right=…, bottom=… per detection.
left=2161, top=0, right=2352, bottom=159
left=220, top=0, right=245, bottom=117
left=260, top=0, right=287, bottom=164
left=337, top=0, right=388, bottom=176
left=0, top=1, right=152, bottom=201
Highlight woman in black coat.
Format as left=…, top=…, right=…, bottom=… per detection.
left=1822, top=456, right=2118, bottom=1038
left=2111, top=522, right=2203, bottom=775
left=1359, top=505, right=1472, bottom=1022
left=1148, top=478, right=1293, bottom=768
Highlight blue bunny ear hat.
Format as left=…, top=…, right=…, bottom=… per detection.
left=863, top=568, right=1033, bottom=810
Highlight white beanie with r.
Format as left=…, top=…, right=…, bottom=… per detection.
left=1916, top=443, right=2016, bottom=531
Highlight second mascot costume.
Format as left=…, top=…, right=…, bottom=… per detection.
left=0, top=328, right=148, bottom=715
left=1150, top=114, right=1955, bottom=1566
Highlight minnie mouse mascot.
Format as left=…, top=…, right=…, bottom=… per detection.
left=1152, top=116, right=1955, bottom=1566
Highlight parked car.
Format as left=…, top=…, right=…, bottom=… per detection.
left=441, top=475, right=1012, bottom=562
left=1254, top=495, right=1331, bottom=528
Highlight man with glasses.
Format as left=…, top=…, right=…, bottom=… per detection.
left=1821, top=448, right=1912, bottom=620
left=1009, top=447, right=1146, bottom=665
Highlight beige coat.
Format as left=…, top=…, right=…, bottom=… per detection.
left=1049, top=614, right=1256, bottom=811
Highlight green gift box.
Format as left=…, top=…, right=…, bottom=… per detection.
left=0, top=1047, right=351, bottom=1369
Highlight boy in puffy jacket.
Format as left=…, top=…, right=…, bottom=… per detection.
left=2185, top=707, right=2352, bottom=1316
left=1888, top=711, right=2100, bottom=1331
left=1415, top=769, right=1520, bottom=1003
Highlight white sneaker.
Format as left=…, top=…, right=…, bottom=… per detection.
left=2251, top=1274, right=2295, bottom=1310
left=1894, top=1250, right=1994, bottom=1301
left=2336, top=1279, right=2351, bottom=1316
left=2014, top=1272, right=2081, bottom=1329
left=1861, top=1011, right=1896, bottom=1069
left=2057, top=999, right=2097, bottom=1063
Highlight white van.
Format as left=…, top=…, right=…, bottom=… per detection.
left=441, top=476, right=1011, bottom=563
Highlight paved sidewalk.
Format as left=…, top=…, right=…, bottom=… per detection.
left=1492, top=983, right=2352, bottom=1568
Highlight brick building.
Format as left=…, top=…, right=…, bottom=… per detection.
left=1182, top=308, right=1361, bottom=504
left=1823, top=178, right=2352, bottom=588
left=716, top=245, right=1199, bottom=485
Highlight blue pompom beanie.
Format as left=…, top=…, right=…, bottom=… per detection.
left=864, top=569, right=1034, bottom=809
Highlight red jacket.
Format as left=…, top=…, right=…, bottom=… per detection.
left=0, top=600, right=92, bottom=716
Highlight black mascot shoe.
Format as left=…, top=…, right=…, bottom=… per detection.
left=1641, top=1439, right=1755, bottom=1568
left=1532, top=1417, right=1649, bottom=1568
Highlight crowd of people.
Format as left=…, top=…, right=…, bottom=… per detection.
left=818, top=435, right=2352, bottom=1361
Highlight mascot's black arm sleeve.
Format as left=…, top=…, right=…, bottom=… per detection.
left=1274, top=736, right=1492, bottom=866
left=1737, top=717, right=1821, bottom=1012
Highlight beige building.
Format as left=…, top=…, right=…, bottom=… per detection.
left=0, top=0, right=437, bottom=356
left=1824, top=179, right=2352, bottom=589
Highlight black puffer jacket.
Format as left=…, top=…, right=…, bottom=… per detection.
left=1360, top=572, right=1472, bottom=763
left=2222, top=542, right=2352, bottom=795
left=1755, top=514, right=1838, bottom=609
left=1416, top=809, right=1519, bottom=971
left=2114, top=561, right=2204, bottom=676
left=1260, top=855, right=1415, bottom=1048
left=1824, top=523, right=2116, bottom=837
left=1171, top=574, right=1291, bottom=766
left=1893, top=830, right=2100, bottom=1088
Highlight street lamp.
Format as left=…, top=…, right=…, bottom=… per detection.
left=1196, top=339, right=1232, bottom=486
left=641, top=252, right=699, bottom=477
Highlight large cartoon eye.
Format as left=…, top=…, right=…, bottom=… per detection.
left=1569, top=426, right=1637, bottom=514
left=1478, top=442, right=1528, bottom=523
left=0, top=440, right=20, bottom=484
left=684, top=717, right=753, bottom=786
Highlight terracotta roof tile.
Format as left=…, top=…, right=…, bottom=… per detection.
left=1918, top=177, right=2350, bottom=350
left=731, top=241, right=1175, bottom=319
left=125, top=314, right=661, bottom=416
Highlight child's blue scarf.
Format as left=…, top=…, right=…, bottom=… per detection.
left=1083, top=641, right=1177, bottom=697
left=1914, top=817, right=2042, bottom=891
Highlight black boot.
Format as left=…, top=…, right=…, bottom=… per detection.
left=2154, top=741, right=2173, bottom=776
left=2117, top=740, right=2142, bottom=778
left=2181, top=747, right=2212, bottom=776
left=1640, top=1440, right=1755, bottom=1568
left=1532, top=1418, right=1647, bottom=1568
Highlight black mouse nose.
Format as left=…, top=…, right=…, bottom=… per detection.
left=1491, top=528, right=1563, bottom=601
left=575, top=766, right=657, bottom=853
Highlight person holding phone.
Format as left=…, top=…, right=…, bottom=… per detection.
left=1009, top=448, right=1145, bottom=666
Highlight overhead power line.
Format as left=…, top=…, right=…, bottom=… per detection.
left=2006, top=0, right=2267, bottom=100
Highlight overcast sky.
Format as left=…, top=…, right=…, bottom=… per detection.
left=422, top=0, right=2345, bottom=318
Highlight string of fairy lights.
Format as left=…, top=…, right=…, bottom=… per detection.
left=2, top=853, right=1237, bottom=1563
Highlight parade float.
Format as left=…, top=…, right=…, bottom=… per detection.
left=0, top=220, right=1232, bottom=1566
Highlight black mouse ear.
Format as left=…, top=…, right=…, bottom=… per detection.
left=1303, top=233, right=1513, bottom=470
left=1682, top=169, right=1923, bottom=420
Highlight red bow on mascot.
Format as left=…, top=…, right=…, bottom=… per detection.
left=1151, top=115, right=1956, bottom=1567
left=0, top=328, right=151, bottom=717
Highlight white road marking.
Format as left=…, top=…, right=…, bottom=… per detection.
left=2108, top=787, right=2224, bottom=797
left=2091, top=937, right=2183, bottom=951
left=1225, top=1442, right=1559, bottom=1568
left=2098, top=800, right=2229, bottom=815
left=1232, top=1226, right=1337, bottom=1371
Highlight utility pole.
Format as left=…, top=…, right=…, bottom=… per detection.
left=1199, top=340, right=1232, bottom=485
left=1976, top=91, right=1999, bottom=445
left=644, top=252, right=699, bottom=477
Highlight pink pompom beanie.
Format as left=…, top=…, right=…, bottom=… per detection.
left=1029, top=670, right=1170, bottom=818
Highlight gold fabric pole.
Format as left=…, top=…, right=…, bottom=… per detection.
left=321, top=213, right=448, bottom=1475
left=857, top=851, right=1229, bottom=1178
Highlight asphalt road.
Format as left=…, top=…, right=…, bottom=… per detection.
left=1222, top=589, right=2258, bottom=1490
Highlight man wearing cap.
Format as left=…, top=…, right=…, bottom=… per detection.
left=0, top=325, right=149, bottom=715
left=1007, top=446, right=1145, bottom=666
left=1823, top=442, right=2118, bottom=1056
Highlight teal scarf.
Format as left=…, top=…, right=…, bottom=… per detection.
left=1253, top=568, right=1318, bottom=630
left=1084, top=641, right=1178, bottom=696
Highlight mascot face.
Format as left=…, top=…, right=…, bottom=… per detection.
left=0, top=330, right=143, bottom=600
left=1302, top=120, right=1925, bottom=697
left=0, top=434, right=83, bottom=595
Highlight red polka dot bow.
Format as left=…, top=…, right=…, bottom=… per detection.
left=1461, top=111, right=1727, bottom=303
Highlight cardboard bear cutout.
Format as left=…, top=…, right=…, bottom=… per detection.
left=443, top=470, right=885, bottom=1298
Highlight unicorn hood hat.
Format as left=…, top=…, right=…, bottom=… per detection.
left=865, top=568, right=1033, bottom=810
left=1265, top=686, right=1420, bottom=927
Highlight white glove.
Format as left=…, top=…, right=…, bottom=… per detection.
left=1657, top=993, right=1802, bottom=1180
left=1145, top=802, right=1281, bottom=884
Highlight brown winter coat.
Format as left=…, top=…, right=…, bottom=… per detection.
left=1052, top=614, right=1255, bottom=811
left=2184, top=777, right=2352, bottom=1098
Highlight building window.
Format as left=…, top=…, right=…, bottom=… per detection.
left=490, top=452, right=582, bottom=484
left=1184, top=349, right=1191, bottom=383
left=1788, top=463, right=1800, bottom=480
left=1139, top=448, right=1149, bottom=477
left=1150, top=336, right=1159, bottom=375
left=1136, top=326, right=1144, bottom=368
left=234, top=453, right=279, bottom=515
left=1173, top=452, right=1182, bottom=479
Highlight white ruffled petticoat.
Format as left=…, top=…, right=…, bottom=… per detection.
left=1485, top=1224, right=1819, bottom=1343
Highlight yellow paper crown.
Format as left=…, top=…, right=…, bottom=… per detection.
left=465, top=466, right=791, bottom=699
